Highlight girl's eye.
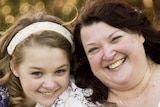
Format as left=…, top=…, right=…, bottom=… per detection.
left=31, top=72, right=42, bottom=77
left=111, top=36, right=122, bottom=43
left=55, top=69, right=66, bottom=75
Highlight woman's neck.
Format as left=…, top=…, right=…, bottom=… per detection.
left=108, top=58, right=155, bottom=106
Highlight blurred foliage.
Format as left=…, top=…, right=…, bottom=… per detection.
left=126, top=0, right=160, bottom=28
left=0, top=0, right=86, bottom=34
left=0, top=0, right=160, bottom=36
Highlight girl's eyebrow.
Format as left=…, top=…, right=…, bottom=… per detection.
left=29, top=67, right=43, bottom=70
left=56, top=64, right=70, bottom=69
left=29, top=64, right=69, bottom=70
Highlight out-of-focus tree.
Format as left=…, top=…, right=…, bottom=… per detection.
left=0, top=0, right=160, bottom=37
left=126, top=0, right=144, bottom=9
left=0, top=0, right=86, bottom=35
left=42, top=0, right=85, bottom=22
left=125, top=0, right=160, bottom=26
left=152, top=0, right=160, bottom=13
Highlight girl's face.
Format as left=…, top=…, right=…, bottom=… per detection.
left=80, top=22, right=148, bottom=90
left=11, top=46, right=70, bottom=106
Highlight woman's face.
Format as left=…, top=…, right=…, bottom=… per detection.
left=80, top=22, right=148, bottom=90
left=11, top=46, right=70, bottom=106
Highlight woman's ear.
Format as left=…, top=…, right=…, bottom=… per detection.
left=10, top=60, right=19, bottom=77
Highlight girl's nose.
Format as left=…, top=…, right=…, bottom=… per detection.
left=42, top=77, right=56, bottom=89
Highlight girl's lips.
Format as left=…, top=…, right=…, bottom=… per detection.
left=107, top=58, right=126, bottom=69
left=38, top=88, right=59, bottom=96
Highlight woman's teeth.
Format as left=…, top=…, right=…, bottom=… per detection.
left=108, top=58, right=125, bottom=69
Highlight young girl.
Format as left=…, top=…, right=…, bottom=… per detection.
left=0, top=12, right=95, bottom=107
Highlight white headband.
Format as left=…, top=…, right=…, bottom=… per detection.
left=7, top=22, right=75, bottom=55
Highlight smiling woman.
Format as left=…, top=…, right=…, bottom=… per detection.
left=73, top=0, right=160, bottom=107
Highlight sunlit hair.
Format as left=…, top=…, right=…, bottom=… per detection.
left=73, top=0, right=160, bottom=104
left=0, top=12, right=75, bottom=107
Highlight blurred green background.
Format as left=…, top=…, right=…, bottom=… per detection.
left=0, top=0, right=160, bottom=36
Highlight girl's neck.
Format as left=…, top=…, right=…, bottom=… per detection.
left=25, top=98, right=36, bottom=107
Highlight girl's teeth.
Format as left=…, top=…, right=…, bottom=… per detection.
left=40, top=92, right=53, bottom=95
left=108, top=58, right=125, bottom=69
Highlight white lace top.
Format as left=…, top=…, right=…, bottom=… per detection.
left=35, top=79, right=96, bottom=107
left=158, top=102, right=160, bottom=107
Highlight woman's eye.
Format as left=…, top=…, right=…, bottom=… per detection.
left=31, top=72, right=42, bottom=76
left=88, top=47, right=99, bottom=53
left=111, top=36, right=122, bottom=43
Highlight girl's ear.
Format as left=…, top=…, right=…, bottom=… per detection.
left=139, top=34, right=145, bottom=43
left=10, top=60, right=19, bottom=77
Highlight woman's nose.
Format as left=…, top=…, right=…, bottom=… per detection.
left=102, top=46, right=116, bottom=60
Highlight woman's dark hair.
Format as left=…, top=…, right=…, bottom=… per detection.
left=73, top=0, right=160, bottom=104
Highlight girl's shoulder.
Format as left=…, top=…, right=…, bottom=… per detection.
left=62, top=79, right=95, bottom=107
left=69, top=79, right=93, bottom=97
left=36, top=79, right=97, bottom=107
left=54, top=79, right=96, bottom=107
left=0, top=85, right=8, bottom=107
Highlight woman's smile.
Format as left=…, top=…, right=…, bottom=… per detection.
left=107, top=58, right=126, bottom=70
